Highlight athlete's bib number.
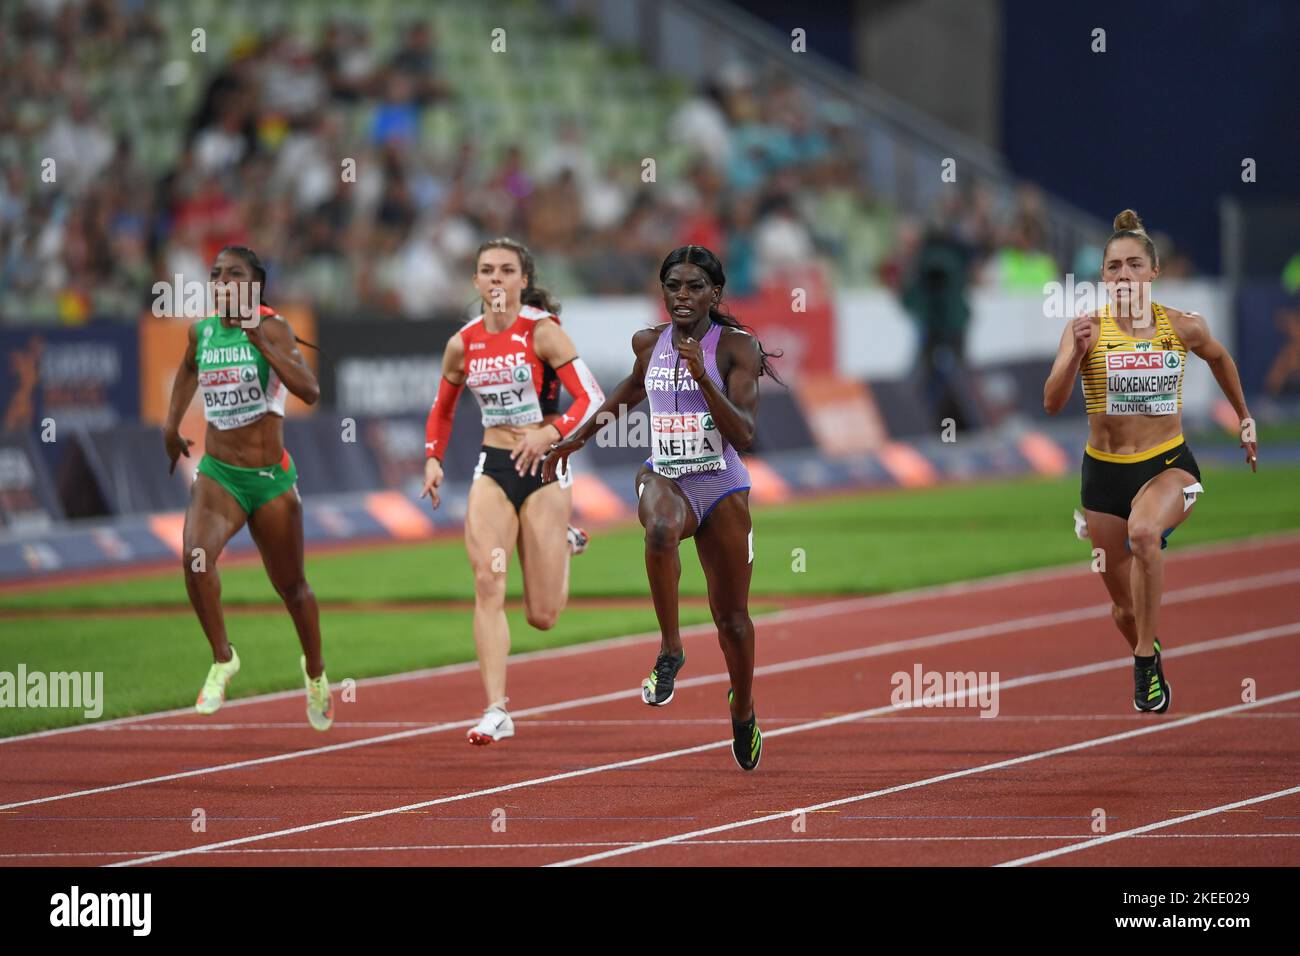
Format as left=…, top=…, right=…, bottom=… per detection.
left=198, top=366, right=267, bottom=429
left=1104, top=349, right=1181, bottom=416
left=651, top=412, right=726, bottom=477
left=469, top=366, right=542, bottom=427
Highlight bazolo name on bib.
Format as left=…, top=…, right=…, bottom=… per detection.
left=652, top=412, right=726, bottom=476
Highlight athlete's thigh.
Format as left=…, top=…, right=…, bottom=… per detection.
left=1083, top=508, right=1135, bottom=605
left=465, top=472, right=520, bottom=576
left=1129, top=468, right=1199, bottom=538
left=184, top=474, right=248, bottom=564
left=516, top=481, right=572, bottom=598
left=247, top=487, right=306, bottom=591
left=635, top=463, right=697, bottom=539
left=693, top=490, right=754, bottom=617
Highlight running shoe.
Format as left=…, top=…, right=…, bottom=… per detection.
left=300, top=655, right=334, bottom=731
left=567, top=525, right=589, bottom=556
left=641, top=651, right=685, bottom=706
left=729, top=688, right=762, bottom=772
left=1133, top=654, right=1171, bottom=714
left=468, top=701, right=514, bottom=745
left=195, top=646, right=240, bottom=715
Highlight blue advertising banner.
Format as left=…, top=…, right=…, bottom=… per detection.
left=0, top=324, right=140, bottom=436
left=1235, top=282, right=1300, bottom=398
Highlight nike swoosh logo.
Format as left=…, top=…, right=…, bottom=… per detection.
left=1164, top=454, right=1181, bottom=465
left=1104, top=343, right=1121, bottom=349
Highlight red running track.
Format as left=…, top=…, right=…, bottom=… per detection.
left=1, top=532, right=1298, bottom=867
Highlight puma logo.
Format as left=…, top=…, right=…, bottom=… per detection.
left=510, top=332, right=529, bottom=347
left=258, top=470, right=275, bottom=479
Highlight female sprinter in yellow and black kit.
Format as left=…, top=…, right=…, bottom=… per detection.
left=1045, top=209, right=1257, bottom=713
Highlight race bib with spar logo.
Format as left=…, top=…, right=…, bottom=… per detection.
left=467, top=361, right=543, bottom=426
left=198, top=363, right=270, bottom=429
left=651, top=412, right=727, bottom=477
left=1105, top=341, right=1183, bottom=415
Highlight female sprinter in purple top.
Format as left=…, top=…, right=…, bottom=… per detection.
left=544, top=246, right=782, bottom=771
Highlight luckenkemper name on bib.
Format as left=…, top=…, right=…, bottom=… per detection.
left=652, top=412, right=727, bottom=477
left=1105, top=347, right=1182, bottom=416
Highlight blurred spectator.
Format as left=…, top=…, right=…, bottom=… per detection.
left=902, top=224, right=975, bottom=429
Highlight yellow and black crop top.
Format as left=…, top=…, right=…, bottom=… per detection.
left=1081, top=303, right=1187, bottom=416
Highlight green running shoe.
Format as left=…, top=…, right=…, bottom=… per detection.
left=195, top=646, right=240, bottom=715
left=728, top=688, right=762, bottom=772
left=301, top=656, right=334, bottom=731
left=641, top=651, right=685, bottom=706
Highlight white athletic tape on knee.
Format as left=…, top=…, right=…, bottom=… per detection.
left=747, top=529, right=753, bottom=565
left=1181, top=482, right=1203, bottom=513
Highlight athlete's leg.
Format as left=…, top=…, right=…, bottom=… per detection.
left=247, top=486, right=323, bottom=677
left=1127, top=469, right=1198, bottom=656
left=516, top=481, right=573, bottom=631
left=636, top=463, right=698, bottom=657
left=182, top=474, right=249, bottom=663
left=693, top=491, right=756, bottom=721
left=465, top=475, right=520, bottom=706
left=1083, top=509, right=1140, bottom=652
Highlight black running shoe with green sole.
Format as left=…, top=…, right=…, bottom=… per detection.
left=728, top=688, right=762, bottom=771
left=641, top=651, right=685, bottom=706
left=1134, top=654, right=1171, bottom=713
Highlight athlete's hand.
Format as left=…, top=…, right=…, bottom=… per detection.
left=541, top=434, right=584, bottom=483
left=164, top=428, right=193, bottom=475
left=509, top=424, right=560, bottom=477
left=1071, top=313, right=1095, bottom=357
left=678, top=336, right=707, bottom=381
left=420, top=457, right=444, bottom=508
left=1240, top=417, right=1258, bottom=473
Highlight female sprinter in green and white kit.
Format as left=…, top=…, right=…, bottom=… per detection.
left=163, top=245, right=333, bottom=729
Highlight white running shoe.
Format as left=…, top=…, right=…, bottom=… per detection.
left=195, top=646, right=241, bottom=715
left=467, top=701, right=514, bottom=745
left=567, top=525, right=589, bottom=556
left=300, top=655, right=334, bottom=731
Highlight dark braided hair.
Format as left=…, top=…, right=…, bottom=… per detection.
left=475, top=237, right=561, bottom=315
left=216, top=245, right=322, bottom=355
left=658, top=245, right=784, bottom=385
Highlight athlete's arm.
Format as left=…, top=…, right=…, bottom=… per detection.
left=1043, top=313, right=1096, bottom=415
left=246, top=315, right=320, bottom=405
left=533, top=318, right=606, bottom=441
left=696, top=328, right=760, bottom=451
left=1171, top=308, right=1256, bottom=471
left=421, top=334, right=466, bottom=507
left=540, top=328, right=656, bottom=482
left=163, top=321, right=199, bottom=473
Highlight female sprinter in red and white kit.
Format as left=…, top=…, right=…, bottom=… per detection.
left=421, top=238, right=604, bottom=744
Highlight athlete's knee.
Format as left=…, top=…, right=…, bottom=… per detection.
left=714, top=610, right=751, bottom=643
left=1111, top=602, right=1136, bottom=632
left=277, top=578, right=313, bottom=607
left=525, top=605, right=559, bottom=631
left=182, top=543, right=217, bottom=580
left=644, top=515, right=682, bottom=553
left=1127, top=521, right=1163, bottom=559
left=472, top=563, right=508, bottom=603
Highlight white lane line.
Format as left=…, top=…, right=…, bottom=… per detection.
left=5, top=565, right=1296, bottom=812
left=108, top=628, right=1300, bottom=867
left=5, top=832, right=1300, bottom=861
left=995, top=785, right=1300, bottom=866
left=545, top=687, right=1300, bottom=867
left=5, top=528, right=1295, bottom=746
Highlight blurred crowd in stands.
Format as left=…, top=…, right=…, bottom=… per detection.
left=0, top=0, right=1198, bottom=326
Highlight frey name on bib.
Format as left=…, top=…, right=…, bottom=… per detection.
left=1104, top=345, right=1182, bottom=415
left=651, top=412, right=727, bottom=477
left=468, top=364, right=542, bottom=426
